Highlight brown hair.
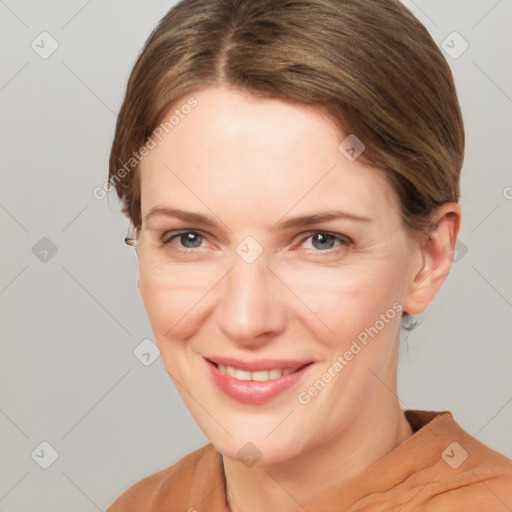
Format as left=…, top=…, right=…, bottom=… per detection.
left=109, top=0, right=464, bottom=234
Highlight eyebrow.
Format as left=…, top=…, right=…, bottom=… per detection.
left=272, top=211, right=372, bottom=231
left=144, top=207, right=218, bottom=227
left=144, top=207, right=372, bottom=230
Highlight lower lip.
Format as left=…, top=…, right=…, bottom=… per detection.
left=206, top=359, right=314, bottom=405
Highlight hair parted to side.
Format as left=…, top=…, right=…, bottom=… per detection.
left=109, top=0, right=464, bottom=236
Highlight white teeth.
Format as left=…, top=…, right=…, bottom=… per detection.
left=268, top=369, right=282, bottom=379
left=217, top=364, right=300, bottom=381
left=235, top=369, right=252, bottom=381
left=251, top=370, right=269, bottom=382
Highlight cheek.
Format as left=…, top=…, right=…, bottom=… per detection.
left=138, top=274, right=210, bottom=343
left=277, top=258, right=407, bottom=346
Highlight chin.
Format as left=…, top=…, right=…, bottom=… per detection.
left=216, top=436, right=305, bottom=467
left=184, top=406, right=291, bottom=462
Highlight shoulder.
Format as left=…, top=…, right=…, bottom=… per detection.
left=423, top=448, right=512, bottom=512
left=439, top=423, right=512, bottom=510
left=106, top=443, right=223, bottom=512
left=408, top=411, right=512, bottom=511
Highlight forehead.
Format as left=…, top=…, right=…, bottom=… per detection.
left=139, top=86, right=400, bottom=227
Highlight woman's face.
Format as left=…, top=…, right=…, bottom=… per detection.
left=138, top=86, right=420, bottom=464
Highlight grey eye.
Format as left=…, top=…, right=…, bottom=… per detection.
left=177, top=232, right=204, bottom=248
left=310, top=233, right=337, bottom=250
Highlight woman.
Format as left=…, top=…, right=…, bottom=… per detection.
left=106, top=0, right=512, bottom=510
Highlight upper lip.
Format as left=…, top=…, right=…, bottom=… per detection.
left=205, top=356, right=313, bottom=372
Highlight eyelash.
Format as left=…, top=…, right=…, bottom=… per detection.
left=161, top=230, right=352, bottom=255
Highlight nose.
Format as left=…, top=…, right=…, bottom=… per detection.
left=215, top=252, right=287, bottom=347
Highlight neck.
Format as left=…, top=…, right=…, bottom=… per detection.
left=222, top=365, right=413, bottom=512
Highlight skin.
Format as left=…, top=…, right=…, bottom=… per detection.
left=137, top=86, right=461, bottom=512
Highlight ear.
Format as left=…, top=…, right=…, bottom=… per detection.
left=403, top=202, right=461, bottom=315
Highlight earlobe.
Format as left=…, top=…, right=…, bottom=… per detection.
left=403, top=202, right=461, bottom=315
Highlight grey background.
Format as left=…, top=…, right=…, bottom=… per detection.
left=1, top=0, right=511, bottom=510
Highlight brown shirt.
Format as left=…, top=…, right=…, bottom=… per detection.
left=107, top=410, right=512, bottom=511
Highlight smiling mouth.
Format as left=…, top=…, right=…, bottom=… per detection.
left=208, top=360, right=312, bottom=382
left=205, top=358, right=315, bottom=405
